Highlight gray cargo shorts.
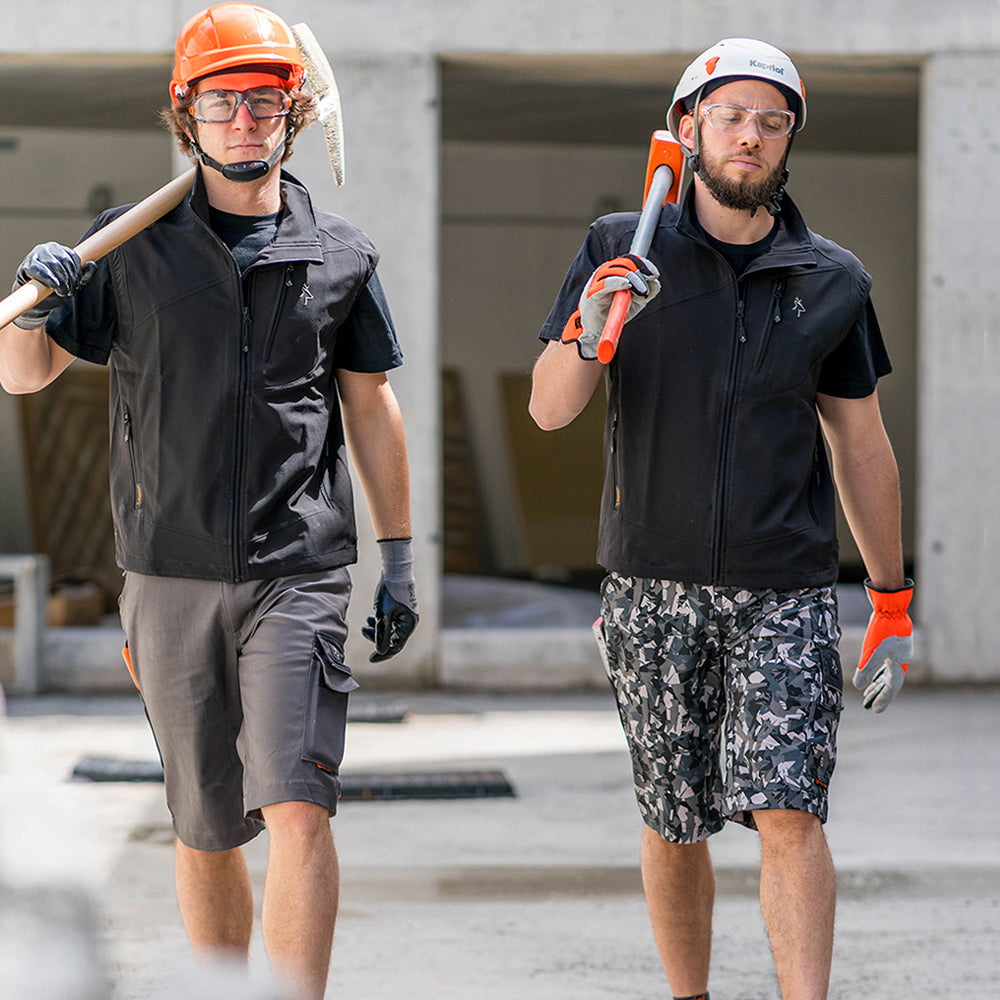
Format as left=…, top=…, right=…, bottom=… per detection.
left=119, top=567, right=357, bottom=851
left=598, top=574, right=844, bottom=843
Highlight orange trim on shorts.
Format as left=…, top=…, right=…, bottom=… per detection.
left=121, top=643, right=140, bottom=692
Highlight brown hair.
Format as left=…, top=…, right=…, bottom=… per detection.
left=160, top=87, right=317, bottom=164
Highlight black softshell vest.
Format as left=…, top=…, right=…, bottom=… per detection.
left=588, top=192, right=873, bottom=588
left=90, top=171, right=378, bottom=581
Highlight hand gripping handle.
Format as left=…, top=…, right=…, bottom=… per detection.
left=596, top=132, right=684, bottom=364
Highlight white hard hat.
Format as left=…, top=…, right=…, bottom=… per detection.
left=667, top=38, right=807, bottom=140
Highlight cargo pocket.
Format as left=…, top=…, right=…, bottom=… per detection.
left=809, top=646, right=844, bottom=791
left=302, top=632, right=359, bottom=774
left=818, top=646, right=845, bottom=712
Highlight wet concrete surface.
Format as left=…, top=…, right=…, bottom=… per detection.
left=1, top=684, right=999, bottom=998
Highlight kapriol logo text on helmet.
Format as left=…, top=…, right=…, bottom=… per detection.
left=748, top=59, right=786, bottom=75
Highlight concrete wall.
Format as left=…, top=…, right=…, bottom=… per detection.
left=442, top=142, right=647, bottom=573
left=918, top=52, right=1000, bottom=680
left=8, top=0, right=982, bottom=55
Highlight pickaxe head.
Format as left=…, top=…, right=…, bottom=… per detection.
left=290, top=22, right=345, bottom=186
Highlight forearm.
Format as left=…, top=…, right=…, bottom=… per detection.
left=528, top=339, right=604, bottom=430
left=354, top=425, right=412, bottom=540
left=0, top=322, right=70, bottom=394
left=818, top=390, right=906, bottom=591
left=340, top=374, right=412, bottom=539
left=3, top=242, right=94, bottom=393
left=828, top=427, right=906, bottom=591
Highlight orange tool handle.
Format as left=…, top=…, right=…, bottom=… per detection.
left=596, top=291, right=632, bottom=364
left=0, top=168, right=196, bottom=330
left=595, top=132, right=685, bottom=364
left=595, top=161, right=676, bottom=364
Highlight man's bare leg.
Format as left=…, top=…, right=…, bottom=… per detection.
left=641, top=824, right=715, bottom=997
left=754, top=809, right=835, bottom=1000
left=175, top=842, right=254, bottom=961
left=260, top=801, right=339, bottom=1000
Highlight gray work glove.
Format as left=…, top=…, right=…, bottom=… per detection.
left=560, top=254, right=660, bottom=360
left=362, top=537, right=419, bottom=662
left=11, top=242, right=96, bottom=329
left=853, top=579, right=914, bottom=713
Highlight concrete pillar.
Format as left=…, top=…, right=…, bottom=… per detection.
left=917, top=53, right=1000, bottom=680
left=0, top=555, right=49, bottom=695
left=289, top=52, right=441, bottom=684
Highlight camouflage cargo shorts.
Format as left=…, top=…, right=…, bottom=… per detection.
left=597, top=574, right=844, bottom=843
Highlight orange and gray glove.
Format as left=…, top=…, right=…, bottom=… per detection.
left=560, top=254, right=660, bottom=360
left=853, top=579, right=914, bottom=713
left=11, top=241, right=96, bottom=330
left=362, top=537, right=419, bottom=662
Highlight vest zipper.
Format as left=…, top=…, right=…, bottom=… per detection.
left=232, top=303, right=252, bottom=581
left=123, top=408, right=142, bottom=509
left=807, top=438, right=823, bottom=526
left=262, top=263, right=294, bottom=361
left=753, top=279, right=785, bottom=372
left=712, top=295, right=746, bottom=582
left=610, top=406, right=621, bottom=509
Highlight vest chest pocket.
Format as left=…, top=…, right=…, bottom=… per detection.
left=256, top=266, right=335, bottom=386
left=748, top=280, right=829, bottom=391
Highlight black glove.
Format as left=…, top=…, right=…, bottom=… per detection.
left=361, top=537, right=419, bottom=662
left=11, top=242, right=96, bottom=330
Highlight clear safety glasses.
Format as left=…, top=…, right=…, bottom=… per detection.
left=700, top=103, right=796, bottom=138
left=189, top=87, right=292, bottom=123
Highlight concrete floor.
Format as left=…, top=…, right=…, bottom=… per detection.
left=1, top=683, right=998, bottom=999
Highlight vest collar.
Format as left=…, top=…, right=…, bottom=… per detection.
left=185, top=166, right=325, bottom=266
left=674, top=183, right=818, bottom=273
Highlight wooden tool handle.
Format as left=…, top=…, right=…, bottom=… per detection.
left=0, top=168, right=195, bottom=330
left=74, top=168, right=195, bottom=264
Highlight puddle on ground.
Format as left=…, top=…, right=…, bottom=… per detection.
left=126, top=824, right=1000, bottom=906
left=345, top=864, right=642, bottom=902
left=340, top=865, right=767, bottom=903
left=340, top=864, right=1000, bottom=905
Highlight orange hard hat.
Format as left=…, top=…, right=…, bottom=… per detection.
left=170, top=3, right=305, bottom=105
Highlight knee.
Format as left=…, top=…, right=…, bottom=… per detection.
left=176, top=840, right=245, bottom=875
left=642, top=824, right=711, bottom=863
left=262, top=800, right=333, bottom=848
left=753, top=808, right=825, bottom=854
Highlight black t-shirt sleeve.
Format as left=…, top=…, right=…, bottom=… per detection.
left=816, top=295, right=892, bottom=398
left=539, top=227, right=607, bottom=343
left=44, top=216, right=119, bottom=366
left=332, top=269, right=404, bottom=373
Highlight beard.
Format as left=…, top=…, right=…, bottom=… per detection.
left=699, top=146, right=786, bottom=212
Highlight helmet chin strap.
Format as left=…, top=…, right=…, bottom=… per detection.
left=761, top=132, right=796, bottom=217
left=760, top=167, right=789, bottom=217
left=188, top=125, right=289, bottom=183
left=682, top=85, right=707, bottom=176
